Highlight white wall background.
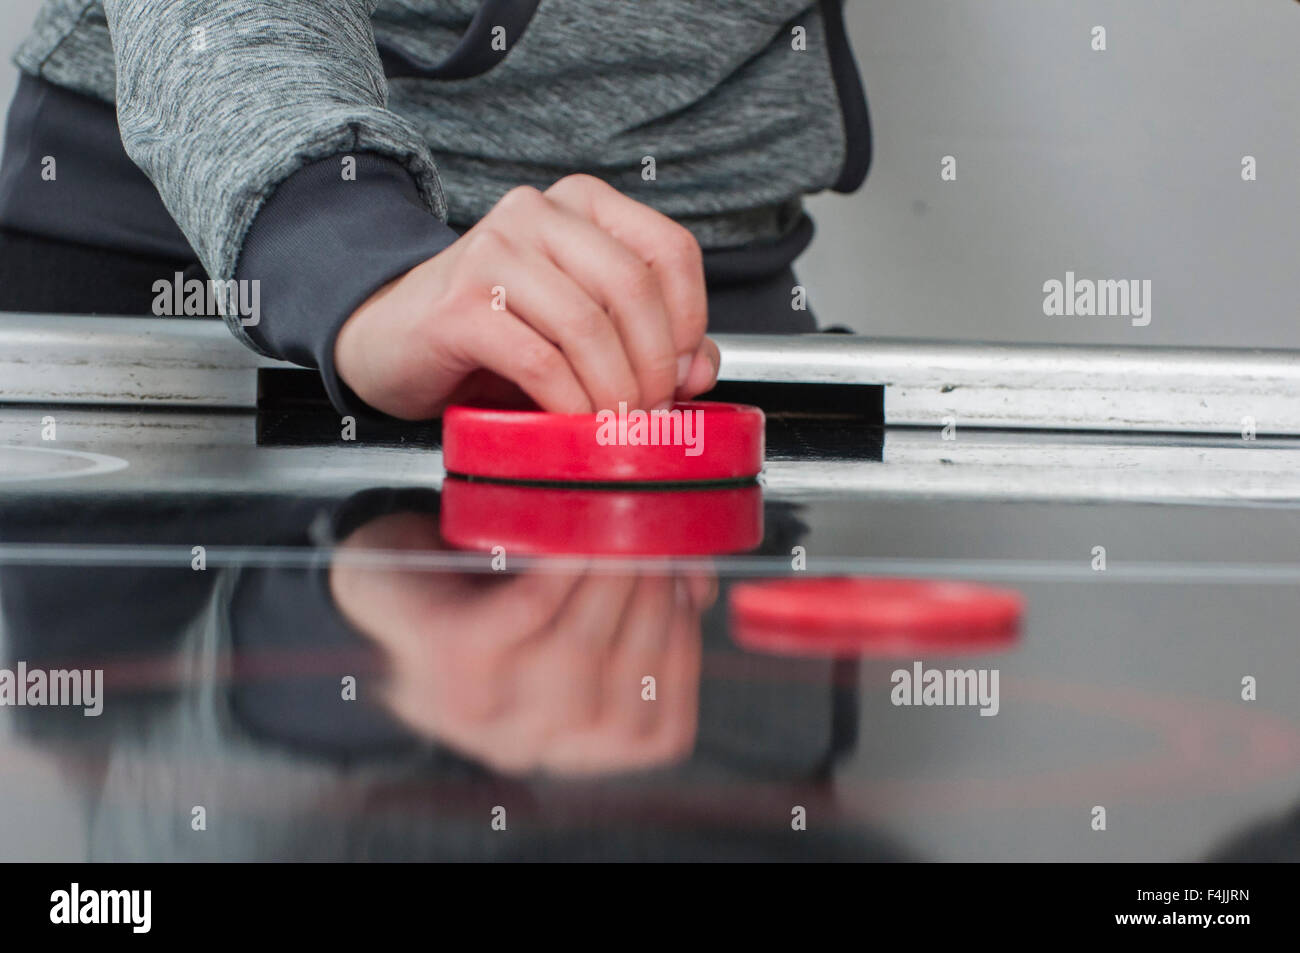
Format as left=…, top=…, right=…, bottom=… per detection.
left=4, top=0, right=1298, bottom=348
left=803, top=0, right=1300, bottom=349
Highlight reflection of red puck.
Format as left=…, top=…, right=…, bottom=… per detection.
left=441, top=480, right=763, bottom=555
left=729, top=578, right=1023, bottom=658
left=442, top=402, right=764, bottom=484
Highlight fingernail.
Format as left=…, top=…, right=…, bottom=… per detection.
left=653, top=400, right=672, bottom=412
left=676, top=354, right=692, bottom=387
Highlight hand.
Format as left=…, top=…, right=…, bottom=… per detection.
left=329, top=511, right=713, bottom=776
left=334, top=175, right=720, bottom=420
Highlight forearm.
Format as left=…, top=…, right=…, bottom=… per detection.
left=102, top=0, right=451, bottom=358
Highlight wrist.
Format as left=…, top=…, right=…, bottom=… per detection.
left=234, top=153, right=459, bottom=418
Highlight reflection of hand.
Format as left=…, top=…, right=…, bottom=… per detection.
left=329, top=512, right=714, bottom=777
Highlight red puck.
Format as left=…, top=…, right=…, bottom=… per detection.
left=442, top=401, right=764, bottom=484
left=729, top=578, right=1023, bottom=658
left=441, top=480, right=764, bottom=555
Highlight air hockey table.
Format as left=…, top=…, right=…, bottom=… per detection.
left=1, top=312, right=1299, bottom=862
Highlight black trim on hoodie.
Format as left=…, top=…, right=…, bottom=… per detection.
left=821, top=0, right=872, bottom=192
left=378, top=0, right=543, bottom=80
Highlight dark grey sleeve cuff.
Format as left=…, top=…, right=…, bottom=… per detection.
left=235, top=153, right=461, bottom=418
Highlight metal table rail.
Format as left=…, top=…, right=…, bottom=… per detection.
left=2, top=313, right=1299, bottom=435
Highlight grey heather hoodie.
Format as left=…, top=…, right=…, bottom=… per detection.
left=6, top=0, right=869, bottom=413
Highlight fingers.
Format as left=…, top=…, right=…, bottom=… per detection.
left=677, top=338, right=720, bottom=401
left=513, top=573, right=638, bottom=729
left=452, top=307, right=593, bottom=415
left=545, top=175, right=709, bottom=360
left=486, top=186, right=680, bottom=409
left=545, top=573, right=700, bottom=775
left=386, top=568, right=586, bottom=738
left=680, top=566, right=719, bottom=612
left=493, top=244, right=643, bottom=411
